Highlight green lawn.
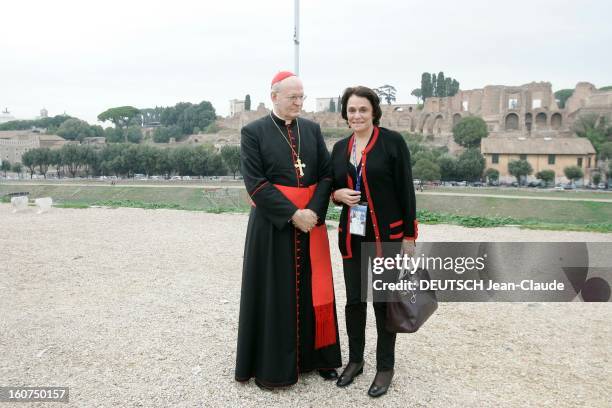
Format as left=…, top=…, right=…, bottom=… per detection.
left=2, top=183, right=612, bottom=232
left=431, top=186, right=612, bottom=200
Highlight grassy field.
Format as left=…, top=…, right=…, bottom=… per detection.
left=0, top=184, right=251, bottom=212
left=2, top=182, right=612, bottom=232
left=429, top=186, right=612, bottom=199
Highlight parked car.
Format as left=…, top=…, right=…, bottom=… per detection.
left=563, top=183, right=576, bottom=190
left=598, top=182, right=607, bottom=190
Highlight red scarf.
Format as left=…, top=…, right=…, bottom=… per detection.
left=274, top=184, right=337, bottom=349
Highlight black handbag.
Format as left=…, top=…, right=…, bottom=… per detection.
left=385, top=267, right=438, bottom=333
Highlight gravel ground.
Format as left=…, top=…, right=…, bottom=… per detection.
left=1, top=205, right=611, bottom=408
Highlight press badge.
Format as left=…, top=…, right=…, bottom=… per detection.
left=350, top=204, right=368, bottom=236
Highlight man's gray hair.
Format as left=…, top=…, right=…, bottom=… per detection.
left=271, top=81, right=283, bottom=94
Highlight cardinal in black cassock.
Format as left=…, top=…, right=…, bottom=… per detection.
left=235, top=72, right=342, bottom=388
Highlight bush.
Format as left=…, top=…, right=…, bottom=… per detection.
left=564, top=166, right=584, bottom=182
left=485, top=168, right=499, bottom=182
left=535, top=170, right=555, bottom=185
left=508, top=160, right=533, bottom=185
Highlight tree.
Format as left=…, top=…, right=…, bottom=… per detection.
left=221, top=145, right=241, bottom=179
left=431, top=73, right=437, bottom=97
left=208, top=153, right=227, bottom=176
left=412, top=159, right=441, bottom=181
left=508, top=160, right=533, bottom=185
left=81, top=146, right=98, bottom=176
left=453, top=116, right=488, bottom=148
left=450, top=79, right=460, bottom=96
left=171, top=146, right=196, bottom=176
left=61, top=145, right=85, bottom=178
left=245, top=94, right=251, bottom=111
left=104, top=127, right=124, bottom=143
left=50, top=150, right=63, bottom=178
left=56, top=118, right=92, bottom=142
left=125, top=126, right=143, bottom=143
left=0, top=114, right=72, bottom=131
left=34, top=148, right=53, bottom=179
left=411, top=88, right=422, bottom=104
left=159, top=101, right=216, bottom=136
left=436, top=72, right=446, bottom=97
left=564, top=166, right=584, bottom=183
left=153, top=125, right=182, bottom=143
left=97, top=106, right=141, bottom=142
left=592, top=172, right=602, bottom=185
left=457, top=149, right=485, bottom=181
left=444, top=77, right=452, bottom=98
left=190, top=145, right=226, bottom=176
left=535, top=170, right=555, bottom=186
left=574, top=114, right=611, bottom=153
left=160, top=102, right=191, bottom=127
left=11, top=162, right=23, bottom=178
left=329, top=99, right=336, bottom=113
left=484, top=168, right=499, bottom=183
left=373, top=85, right=397, bottom=105
left=1, top=159, right=10, bottom=177
left=599, top=141, right=612, bottom=160
left=421, top=73, right=433, bottom=101
left=554, top=89, right=574, bottom=109
left=155, top=148, right=173, bottom=177
left=176, top=101, right=216, bottom=135
left=21, top=150, right=36, bottom=178
left=437, top=155, right=458, bottom=181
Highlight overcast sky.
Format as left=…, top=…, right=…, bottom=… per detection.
left=1, top=0, right=611, bottom=125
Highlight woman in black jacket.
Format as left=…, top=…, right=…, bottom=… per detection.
left=331, top=86, right=418, bottom=398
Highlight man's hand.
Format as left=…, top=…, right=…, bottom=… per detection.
left=333, top=188, right=361, bottom=207
left=291, top=209, right=318, bottom=233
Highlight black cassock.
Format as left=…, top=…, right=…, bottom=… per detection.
left=235, top=112, right=342, bottom=387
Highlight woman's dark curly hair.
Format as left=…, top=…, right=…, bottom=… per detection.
left=340, top=86, right=382, bottom=126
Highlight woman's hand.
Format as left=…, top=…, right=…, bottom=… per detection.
left=333, top=188, right=361, bottom=207
left=402, top=238, right=416, bottom=257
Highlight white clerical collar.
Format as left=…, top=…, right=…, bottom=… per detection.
left=272, top=109, right=294, bottom=126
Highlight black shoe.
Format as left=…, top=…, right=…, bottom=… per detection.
left=367, top=369, right=394, bottom=398
left=336, top=361, right=364, bottom=387
left=318, top=369, right=338, bottom=380
left=254, top=378, right=273, bottom=391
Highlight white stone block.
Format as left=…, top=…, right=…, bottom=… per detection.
left=35, top=197, right=53, bottom=214
left=11, top=196, right=29, bottom=212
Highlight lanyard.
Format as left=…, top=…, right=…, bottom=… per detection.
left=351, top=138, right=363, bottom=192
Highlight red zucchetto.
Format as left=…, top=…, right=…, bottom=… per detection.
left=271, top=71, right=296, bottom=87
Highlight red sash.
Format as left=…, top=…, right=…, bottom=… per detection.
left=274, top=184, right=337, bottom=349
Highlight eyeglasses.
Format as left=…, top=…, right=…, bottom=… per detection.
left=285, top=95, right=307, bottom=102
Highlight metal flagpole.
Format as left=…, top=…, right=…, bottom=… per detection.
left=294, top=0, right=300, bottom=76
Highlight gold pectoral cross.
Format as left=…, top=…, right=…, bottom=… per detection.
left=295, top=157, right=306, bottom=177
